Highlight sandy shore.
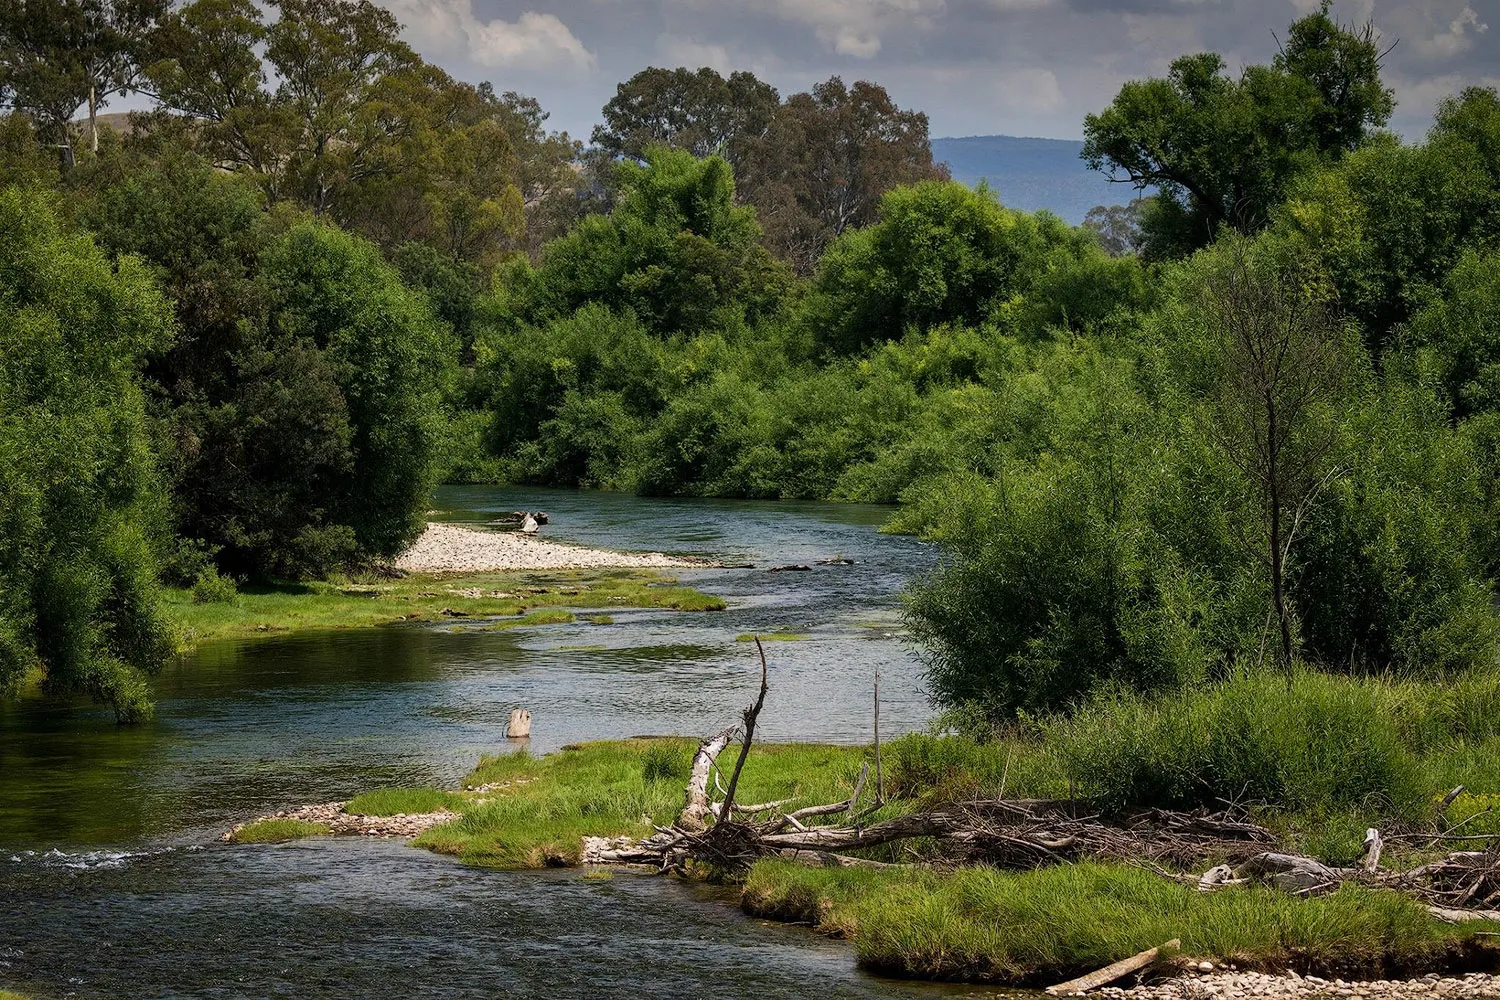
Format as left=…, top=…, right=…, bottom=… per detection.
left=394, top=521, right=712, bottom=573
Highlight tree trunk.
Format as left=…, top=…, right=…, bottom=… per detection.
left=1266, top=399, right=1293, bottom=669
left=89, top=85, right=99, bottom=154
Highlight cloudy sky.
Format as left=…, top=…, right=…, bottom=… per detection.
left=373, top=0, right=1499, bottom=142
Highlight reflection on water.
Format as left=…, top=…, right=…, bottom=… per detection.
left=0, top=488, right=961, bottom=999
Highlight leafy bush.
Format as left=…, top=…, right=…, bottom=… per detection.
left=190, top=568, right=238, bottom=604
left=0, top=189, right=176, bottom=721
left=508, top=149, right=789, bottom=337
left=804, top=181, right=1111, bottom=353
left=1052, top=670, right=1433, bottom=815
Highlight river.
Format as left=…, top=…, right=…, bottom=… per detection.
left=0, top=488, right=995, bottom=999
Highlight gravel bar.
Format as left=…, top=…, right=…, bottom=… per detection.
left=394, top=521, right=713, bottom=573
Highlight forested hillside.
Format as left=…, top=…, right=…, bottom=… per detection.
left=3, top=0, right=1500, bottom=734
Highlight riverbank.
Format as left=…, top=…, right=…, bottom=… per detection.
left=226, top=737, right=1500, bottom=993
left=166, top=568, right=726, bottom=648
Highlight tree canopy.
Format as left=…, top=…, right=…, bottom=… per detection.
left=0, top=190, right=175, bottom=719
left=1082, top=2, right=1392, bottom=258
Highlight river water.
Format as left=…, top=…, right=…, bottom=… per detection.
left=0, top=488, right=1004, bottom=999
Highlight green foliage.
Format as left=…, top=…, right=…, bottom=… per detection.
left=1083, top=5, right=1393, bottom=259
left=0, top=188, right=175, bottom=721
left=744, top=861, right=1471, bottom=985
left=902, top=342, right=1259, bottom=717
left=806, top=181, right=1132, bottom=353
left=510, top=148, right=789, bottom=337
left=190, top=567, right=237, bottom=604
left=1279, top=88, right=1500, bottom=347
left=259, top=222, right=454, bottom=560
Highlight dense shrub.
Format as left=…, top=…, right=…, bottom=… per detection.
left=258, top=223, right=456, bottom=562
left=805, top=181, right=1134, bottom=353
left=0, top=190, right=176, bottom=720
left=1049, top=669, right=1494, bottom=815
left=506, top=149, right=789, bottom=337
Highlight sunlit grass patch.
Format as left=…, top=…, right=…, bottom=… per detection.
left=346, top=787, right=465, bottom=816
left=228, top=818, right=331, bottom=844
left=166, top=568, right=724, bottom=648
left=743, top=861, right=1492, bottom=985
left=411, top=740, right=888, bottom=869
left=482, top=609, right=577, bottom=630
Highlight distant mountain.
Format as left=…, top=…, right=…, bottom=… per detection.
left=930, top=135, right=1142, bottom=225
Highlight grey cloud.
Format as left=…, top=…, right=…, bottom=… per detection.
left=387, top=0, right=1499, bottom=141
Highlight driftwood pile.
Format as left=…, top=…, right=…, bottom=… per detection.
left=583, top=640, right=1280, bottom=877
left=584, top=642, right=1500, bottom=931
left=1170, top=846, right=1500, bottom=924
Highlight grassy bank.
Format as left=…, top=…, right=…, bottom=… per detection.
left=412, top=739, right=893, bottom=868
left=247, top=666, right=1500, bottom=986
left=166, top=569, right=726, bottom=648
left=742, top=861, right=1497, bottom=985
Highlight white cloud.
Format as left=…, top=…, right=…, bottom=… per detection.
left=379, top=0, right=596, bottom=70
left=1419, top=4, right=1488, bottom=57
left=656, top=35, right=735, bottom=73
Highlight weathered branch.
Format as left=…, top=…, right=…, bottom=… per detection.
left=680, top=727, right=736, bottom=832
left=715, top=637, right=769, bottom=829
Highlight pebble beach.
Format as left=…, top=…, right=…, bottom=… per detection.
left=393, top=521, right=712, bottom=573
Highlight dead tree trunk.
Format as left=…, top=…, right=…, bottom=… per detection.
left=680, top=728, right=735, bottom=832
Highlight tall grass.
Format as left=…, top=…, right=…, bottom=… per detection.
left=413, top=740, right=886, bottom=868
left=1051, top=668, right=1500, bottom=816
left=345, top=787, right=464, bottom=816
left=744, top=861, right=1487, bottom=984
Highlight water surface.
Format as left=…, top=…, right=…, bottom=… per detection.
left=0, top=489, right=976, bottom=999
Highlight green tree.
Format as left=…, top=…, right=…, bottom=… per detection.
left=593, top=66, right=780, bottom=171
left=805, top=181, right=1108, bottom=353
left=514, top=148, right=788, bottom=337
left=259, top=222, right=454, bottom=561
left=1082, top=3, right=1392, bottom=258
left=1278, top=87, right=1500, bottom=348
left=1162, top=234, right=1350, bottom=668
left=0, top=188, right=175, bottom=720
left=0, top=0, right=167, bottom=162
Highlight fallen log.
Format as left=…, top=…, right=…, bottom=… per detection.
left=1427, top=905, right=1500, bottom=924
left=1045, top=939, right=1179, bottom=996
left=1234, top=853, right=1349, bottom=894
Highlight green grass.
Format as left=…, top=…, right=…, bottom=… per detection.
left=411, top=740, right=892, bottom=868
left=743, top=861, right=1496, bottom=985
left=165, top=569, right=724, bottom=648
left=584, top=614, right=615, bottom=624
left=482, top=609, right=577, bottom=630
left=228, top=818, right=331, bottom=843
left=346, top=786, right=465, bottom=816
left=734, top=632, right=809, bottom=642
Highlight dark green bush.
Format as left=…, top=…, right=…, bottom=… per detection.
left=0, top=189, right=176, bottom=720
left=1052, top=670, right=1432, bottom=815
left=190, top=568, right=238, bottom=604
